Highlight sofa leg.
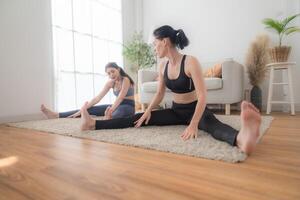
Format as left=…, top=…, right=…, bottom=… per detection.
left=225, top=104, right=230, bottom=115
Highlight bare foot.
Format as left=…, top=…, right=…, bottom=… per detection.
left=40, top=104, right=59, bottom=119
left=80, top=102, right=96, bottom=131
left=247, top=102, right=260, bottom=113
left=236, top=101, right=261, bottom=155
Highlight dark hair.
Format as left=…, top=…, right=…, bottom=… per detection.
left=105, top=62, right=134, bottom=85
left=153, top=25, right=189, bottom=49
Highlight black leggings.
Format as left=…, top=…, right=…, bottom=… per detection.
left=95, top=101, right=238, bottom=146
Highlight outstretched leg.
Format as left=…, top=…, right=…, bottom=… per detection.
left=198, top=107, right=239, bottom=146
left=236, top=101, right=261, bottom=154
left=198, top=101, right=261, bottom=155
left=59, top=104, right=111, bottom=118
left=80, top=102, right=186, bottom=131
left=41, top=104, right=59, bottom=119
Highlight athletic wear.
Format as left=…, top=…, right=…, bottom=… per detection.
left=94, top=101, right=238, bottom=146
left=92, top=55, right=238, bottom=146
left=113, top=79, right=135, bottom=97
left=164, top=55, right=195, bottom=93
left=59, top=99, right=135, bottom=119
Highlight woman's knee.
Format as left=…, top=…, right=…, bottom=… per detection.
left=88, top=104, right=111, bottom=116
left=198, top=110, right=218, bottom=132
left=112, top=106, right=135, bottom=119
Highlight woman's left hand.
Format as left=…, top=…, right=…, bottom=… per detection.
left=181, top=124, right=198, bottom=141
left=104, top=106, right=113, bottom=119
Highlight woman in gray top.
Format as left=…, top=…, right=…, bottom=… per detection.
left=41, top=62, right=135, bottom=120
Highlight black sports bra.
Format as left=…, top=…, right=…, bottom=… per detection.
left=164, top=55, right=195, bottom=94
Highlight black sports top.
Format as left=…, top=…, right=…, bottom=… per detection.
left=164, top=55, right=195, bottom=94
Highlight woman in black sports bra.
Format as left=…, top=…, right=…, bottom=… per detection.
left=80, top=25, right=261, bottom=155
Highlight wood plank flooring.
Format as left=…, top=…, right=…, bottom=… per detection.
left=0, top=113, right=299, bottom=200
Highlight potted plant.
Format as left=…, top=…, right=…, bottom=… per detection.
left=262, top=13, right=300, bottom=62
left=123, top=32, right=156, bottom=73
left=245, top=34, right=270, bottom=111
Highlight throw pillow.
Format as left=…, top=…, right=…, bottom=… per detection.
left=203, top=63, right=222, bottom=77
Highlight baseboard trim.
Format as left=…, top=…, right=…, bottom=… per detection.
left=0, top=113, right=44, bottom=124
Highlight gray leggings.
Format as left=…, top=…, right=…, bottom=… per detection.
left=59, top=99, right=135, bottom=119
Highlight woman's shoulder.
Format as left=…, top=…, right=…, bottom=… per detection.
left=122, top=76, right=130, bottom=83
left=158, top=59, right=168, bottom=67
left=106, top=79, right=115, bottom=88
left=185, top=55, right=199, bottom=63
left=185, top=55, right=201, bottom=68
left=157, top=59, right=169, bottom=73
left=120, top=77, right=133, bottom=87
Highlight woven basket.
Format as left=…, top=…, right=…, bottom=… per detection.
left=269, top=46, right=291, bottom=62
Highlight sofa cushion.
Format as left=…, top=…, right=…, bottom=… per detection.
left=142, top=78, right=222, bottom=93
left=142, top=81, right=171, bottom=92
left=142, top=81, right=157, bottom=92
left=204, top=77, right=223, bottom=90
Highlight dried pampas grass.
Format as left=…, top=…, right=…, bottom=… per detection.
left=245, top=34, right=270, bottom=86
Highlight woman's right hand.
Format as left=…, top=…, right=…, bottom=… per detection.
left=134, top=110, right=151, bottom=128
left=67, top=111, right=81, bottom=118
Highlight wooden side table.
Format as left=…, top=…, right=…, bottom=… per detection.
left=266, top=62, right=296, bottom=115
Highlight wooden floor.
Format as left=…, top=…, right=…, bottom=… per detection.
left=0, top=113, right=299, bottom=200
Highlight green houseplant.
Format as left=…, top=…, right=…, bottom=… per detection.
left=245, top=34, right=270, bottom=111
left=262, top=13, right=300, bottom=62
left=123, top=32, right=156, bottom=73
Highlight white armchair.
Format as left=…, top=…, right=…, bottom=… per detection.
left=138, top=59, right=244, bottom=115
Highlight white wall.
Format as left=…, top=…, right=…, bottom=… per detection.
left=0, top=0, right=54, bottom=123
left=122, top=0, right=144, bottom=87
left=0, top=0, right=298, bottom=123
left=142, top=0, right=300, bottom=111
left=0, top=0, right=138, bottom=123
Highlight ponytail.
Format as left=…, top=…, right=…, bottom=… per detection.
left=153, top=25, right=189, bottom=49
left=175, top=29, right=189, bottom=50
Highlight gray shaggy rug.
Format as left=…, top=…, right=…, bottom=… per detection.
left=7, top=115, right=273, bottom=163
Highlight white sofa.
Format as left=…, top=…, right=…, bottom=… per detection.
left=138, top=59, right=244, bottom=115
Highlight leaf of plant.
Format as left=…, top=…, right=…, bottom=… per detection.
left=281, top=13, right=300, bottom=29
left=284, top=27, right=300, bottom=35
left=262, top=18, right=283, bottom=33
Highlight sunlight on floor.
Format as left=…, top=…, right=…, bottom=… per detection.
left=0, top=156, right=18, bottom=168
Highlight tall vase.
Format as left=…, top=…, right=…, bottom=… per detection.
left=250, top=85, right=262, bottom=111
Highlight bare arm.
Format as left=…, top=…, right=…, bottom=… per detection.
left=110, top=77, right=131, bottom=112
left=86, top=80, right=113, bottom=108
left=181, top=56, right=207, bottom=140
left=67, top=80, right=113, bottom=118
left=187, top=56, right=207, bottom=126
left=134, top=61, right=166, bottom=127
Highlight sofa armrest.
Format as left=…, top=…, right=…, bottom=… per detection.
left=221, top=60, right=244, bottom=103
left=138, top=69, right=158, bottom=94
